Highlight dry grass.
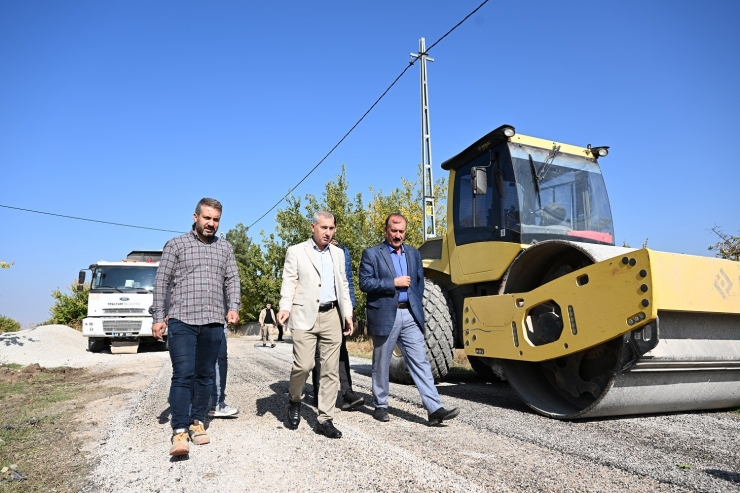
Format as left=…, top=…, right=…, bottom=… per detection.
left=346, top=336, right=472, bottom=371
left=0, top=364, right=118, bottom=492
left=233, top=328, right=474, bottom=373
left=346, top=335, right=373, bottom=358
left=451, top=349, right=472, bottom=369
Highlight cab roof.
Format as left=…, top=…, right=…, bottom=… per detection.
left=440, top=124, right=600, bottom=171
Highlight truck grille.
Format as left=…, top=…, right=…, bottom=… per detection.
left=102, top=320, right=142, bottom=336
left=103, top=308, right=147, bottom=314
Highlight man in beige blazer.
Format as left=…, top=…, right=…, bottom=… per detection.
left=277, top=210, right=353, bottom=439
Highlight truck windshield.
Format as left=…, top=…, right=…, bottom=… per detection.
left=510, top=144, right=615, bottom=245
left=91, top=266, right=158, bottom=292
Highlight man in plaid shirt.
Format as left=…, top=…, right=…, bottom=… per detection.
left=151, top=197, right=241, bottom=457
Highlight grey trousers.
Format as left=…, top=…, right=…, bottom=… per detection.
left=371, top=308, right=442, bottom=413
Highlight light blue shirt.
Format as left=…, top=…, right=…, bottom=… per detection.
left=385, top=241, right=408, bottom=303
left=311, top=238, right=337, bottom=304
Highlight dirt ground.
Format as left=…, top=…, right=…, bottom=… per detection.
left=5, top=326, right=740, bottom=492
left=0, top=347, right=167, bottom=492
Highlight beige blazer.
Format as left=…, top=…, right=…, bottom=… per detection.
left=258, top=308, right=276, bottom=325
left=279, top=239, right=353, bottom=331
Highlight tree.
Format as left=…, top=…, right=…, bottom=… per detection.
left=261, top=164, right=447, bottom=322
left=224, top=223, right=277, bottom=323
left=45, top=282, right=90, bottom=330
left=225, top=164, right=448, bottom=323
left=1, top=262, right=18, bottom=332
left=262, top=166, right=373, bottom=320
left=366, top=165, right=447, bottom=248
left=0, top=314, right=21, bottom=333
left=709, top=227, right=740, bottom=261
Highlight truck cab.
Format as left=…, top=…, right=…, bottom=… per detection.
left=79, top=250, right=163, bottom=353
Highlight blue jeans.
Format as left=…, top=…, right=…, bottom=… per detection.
left=210, top=327, right=228, bottom=408
left=371, top=308, right=442, bottom=413
left=168, top=319, right=223, bottom=430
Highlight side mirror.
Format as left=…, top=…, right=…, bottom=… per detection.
left=471, top=167, right=487, bottom=195
left=77, top=270, right=86, bottom=291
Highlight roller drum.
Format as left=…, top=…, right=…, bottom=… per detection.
left=499, top=241, right=740, bottom=419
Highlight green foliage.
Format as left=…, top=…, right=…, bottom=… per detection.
left=709, top=227, right=740, bottom=261
left=45, top=282, right=89, bottom=330
left=225, top=223, right=280, bottom=322
left=0, top=366, right=89, bottom=492
left=224, top=164, right=448, bottom=323
left=366, top=165, right=447, bottom=248
left=620, top=238, right=649, bottom=249
left=0, top=314, right=21, bottom=333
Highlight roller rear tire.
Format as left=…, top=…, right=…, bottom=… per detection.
left=389, top=278, right=456, bottom=384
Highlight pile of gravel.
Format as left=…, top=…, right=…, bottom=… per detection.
left=0, top=325, right=168, bottom=369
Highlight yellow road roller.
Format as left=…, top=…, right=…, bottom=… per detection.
left=397, top=124, right=740, bottom=419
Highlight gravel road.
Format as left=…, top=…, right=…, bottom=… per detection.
left=5, top=326, right=740, bottom=492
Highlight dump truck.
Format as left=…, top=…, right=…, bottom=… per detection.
left=78, top=250, right=164, bottom=354
left=398, top=124, right=740, bottom=419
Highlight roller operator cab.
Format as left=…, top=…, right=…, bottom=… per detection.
left=447, top=124, right=614, bottom=249
left=406, top=125, right=740, bottom=419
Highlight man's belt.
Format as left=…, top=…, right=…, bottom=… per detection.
left=397, top=302, right=410, bottom=309
left=318, top=300, right=338, bottom=312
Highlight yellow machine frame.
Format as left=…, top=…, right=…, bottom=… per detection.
left=462, top=249, right=740, bottom=362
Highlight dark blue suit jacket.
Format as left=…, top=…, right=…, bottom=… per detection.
left=359, top=242, right=425, bottom=336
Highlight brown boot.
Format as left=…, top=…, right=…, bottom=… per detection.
left=170, top=428, right=190, bottom=456
left=188, top=419, right=210, bottom=445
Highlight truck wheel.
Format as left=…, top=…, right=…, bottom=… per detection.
left=467, top=355, right=506, bottom=382
left=156, top=337, right=168, bottom=351
left=88, top=337, right=105, bottom=353
left=389, top=278, right=456, bottom=384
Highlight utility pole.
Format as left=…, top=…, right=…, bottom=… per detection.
left=411, top=37, right=436, bottom=241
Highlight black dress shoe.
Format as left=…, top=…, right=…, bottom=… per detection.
left=428, top=406, right=460, bottom=426
left=373, top=407, right=390, bottom=422
left=341, top=390, right=364, bottom=411
left=287, top=401, right=301, bottom=429
left=316, top=420, right=342, bottom=439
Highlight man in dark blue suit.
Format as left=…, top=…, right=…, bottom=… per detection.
left=359, top=213, right=460, bottom=426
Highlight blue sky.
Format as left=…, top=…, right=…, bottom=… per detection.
left=2, top=1, right=739, bottom=328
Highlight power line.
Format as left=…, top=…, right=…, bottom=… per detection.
left=247, top=0, right=489, bottom=230
left=247, top=62, right=415, bottom=230
left=1, top=1, right=489, bottom=235
left=425, top=0, right=489, bottom=53
left=0, top=204, right=186, bottom=234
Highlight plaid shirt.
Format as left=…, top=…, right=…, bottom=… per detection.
left=152, top=230, right=240, bottom=325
